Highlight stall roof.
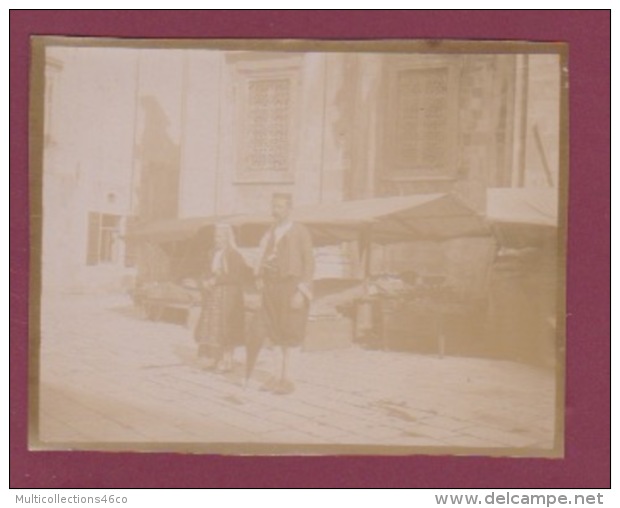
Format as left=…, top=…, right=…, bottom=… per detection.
left=229, top=193, right=489, bottom=244
left=129, top=193, right=490, bottom=246
left=127, top=216, right=228, bottom=243
left=487, top=188, right=558, bottom=227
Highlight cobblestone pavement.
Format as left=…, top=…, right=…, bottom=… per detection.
left=36, top=293, right=558, bottom=455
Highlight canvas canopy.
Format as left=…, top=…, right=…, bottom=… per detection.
left=128, top=193, right=490, bottom=247
left=486, top=188, right=558, bottom=228
left=229, top=193, right=489, bottom=246
left=128, top=215, right=230, bottom=243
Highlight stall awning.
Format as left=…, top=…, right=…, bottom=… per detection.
left=228, top=193, right=489, bottom=245
left=126, top=215, right=242, bottom=244
left=487, top=188, right=558, bottom=227
left=128, top=193, right=489, bottom=247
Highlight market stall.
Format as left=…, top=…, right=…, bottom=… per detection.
left=485, top=187, right=560, bottom=365
left=127, top=193, right=491, bottom=357
left=126, top=216, right=222, bottom=323
left=224, top=193, right=491, bottom=355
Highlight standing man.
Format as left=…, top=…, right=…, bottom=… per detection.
left=255, top=192, right=314, bottom=395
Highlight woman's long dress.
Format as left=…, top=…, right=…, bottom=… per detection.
left=194, top=248, right=249, bottom=358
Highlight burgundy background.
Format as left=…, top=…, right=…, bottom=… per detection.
left=10, top=10, right=611, bottom=488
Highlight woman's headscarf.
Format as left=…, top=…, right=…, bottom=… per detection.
left=211, top=223, right=242, bottom=274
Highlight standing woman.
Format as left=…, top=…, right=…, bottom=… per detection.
left=195, top=224, right=249, bottom=372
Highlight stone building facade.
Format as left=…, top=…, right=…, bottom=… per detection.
left=40, top=46, right=561, bottom=292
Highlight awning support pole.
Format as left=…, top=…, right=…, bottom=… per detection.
left=360, top=224, right=373, bottom=296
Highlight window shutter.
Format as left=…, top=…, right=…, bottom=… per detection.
left=86, top=212, right=100, bottom=266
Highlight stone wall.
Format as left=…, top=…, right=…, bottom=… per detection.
left=40, top=48, right=560, bottom=294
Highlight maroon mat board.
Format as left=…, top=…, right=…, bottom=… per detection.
left=10, top=10, right=611, bottom=488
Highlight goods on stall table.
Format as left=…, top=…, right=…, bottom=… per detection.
left=344, top=273, right=472, bottom=354
left=132, top=281, right=201, bottom=324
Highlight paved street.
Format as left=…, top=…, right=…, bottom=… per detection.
left=36, top=292, right=558, bottom=455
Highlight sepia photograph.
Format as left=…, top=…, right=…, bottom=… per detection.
left=30, top=37, right=567, bottom=456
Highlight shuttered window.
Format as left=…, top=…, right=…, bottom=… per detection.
left=385, top=62, right=459, bottom=178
